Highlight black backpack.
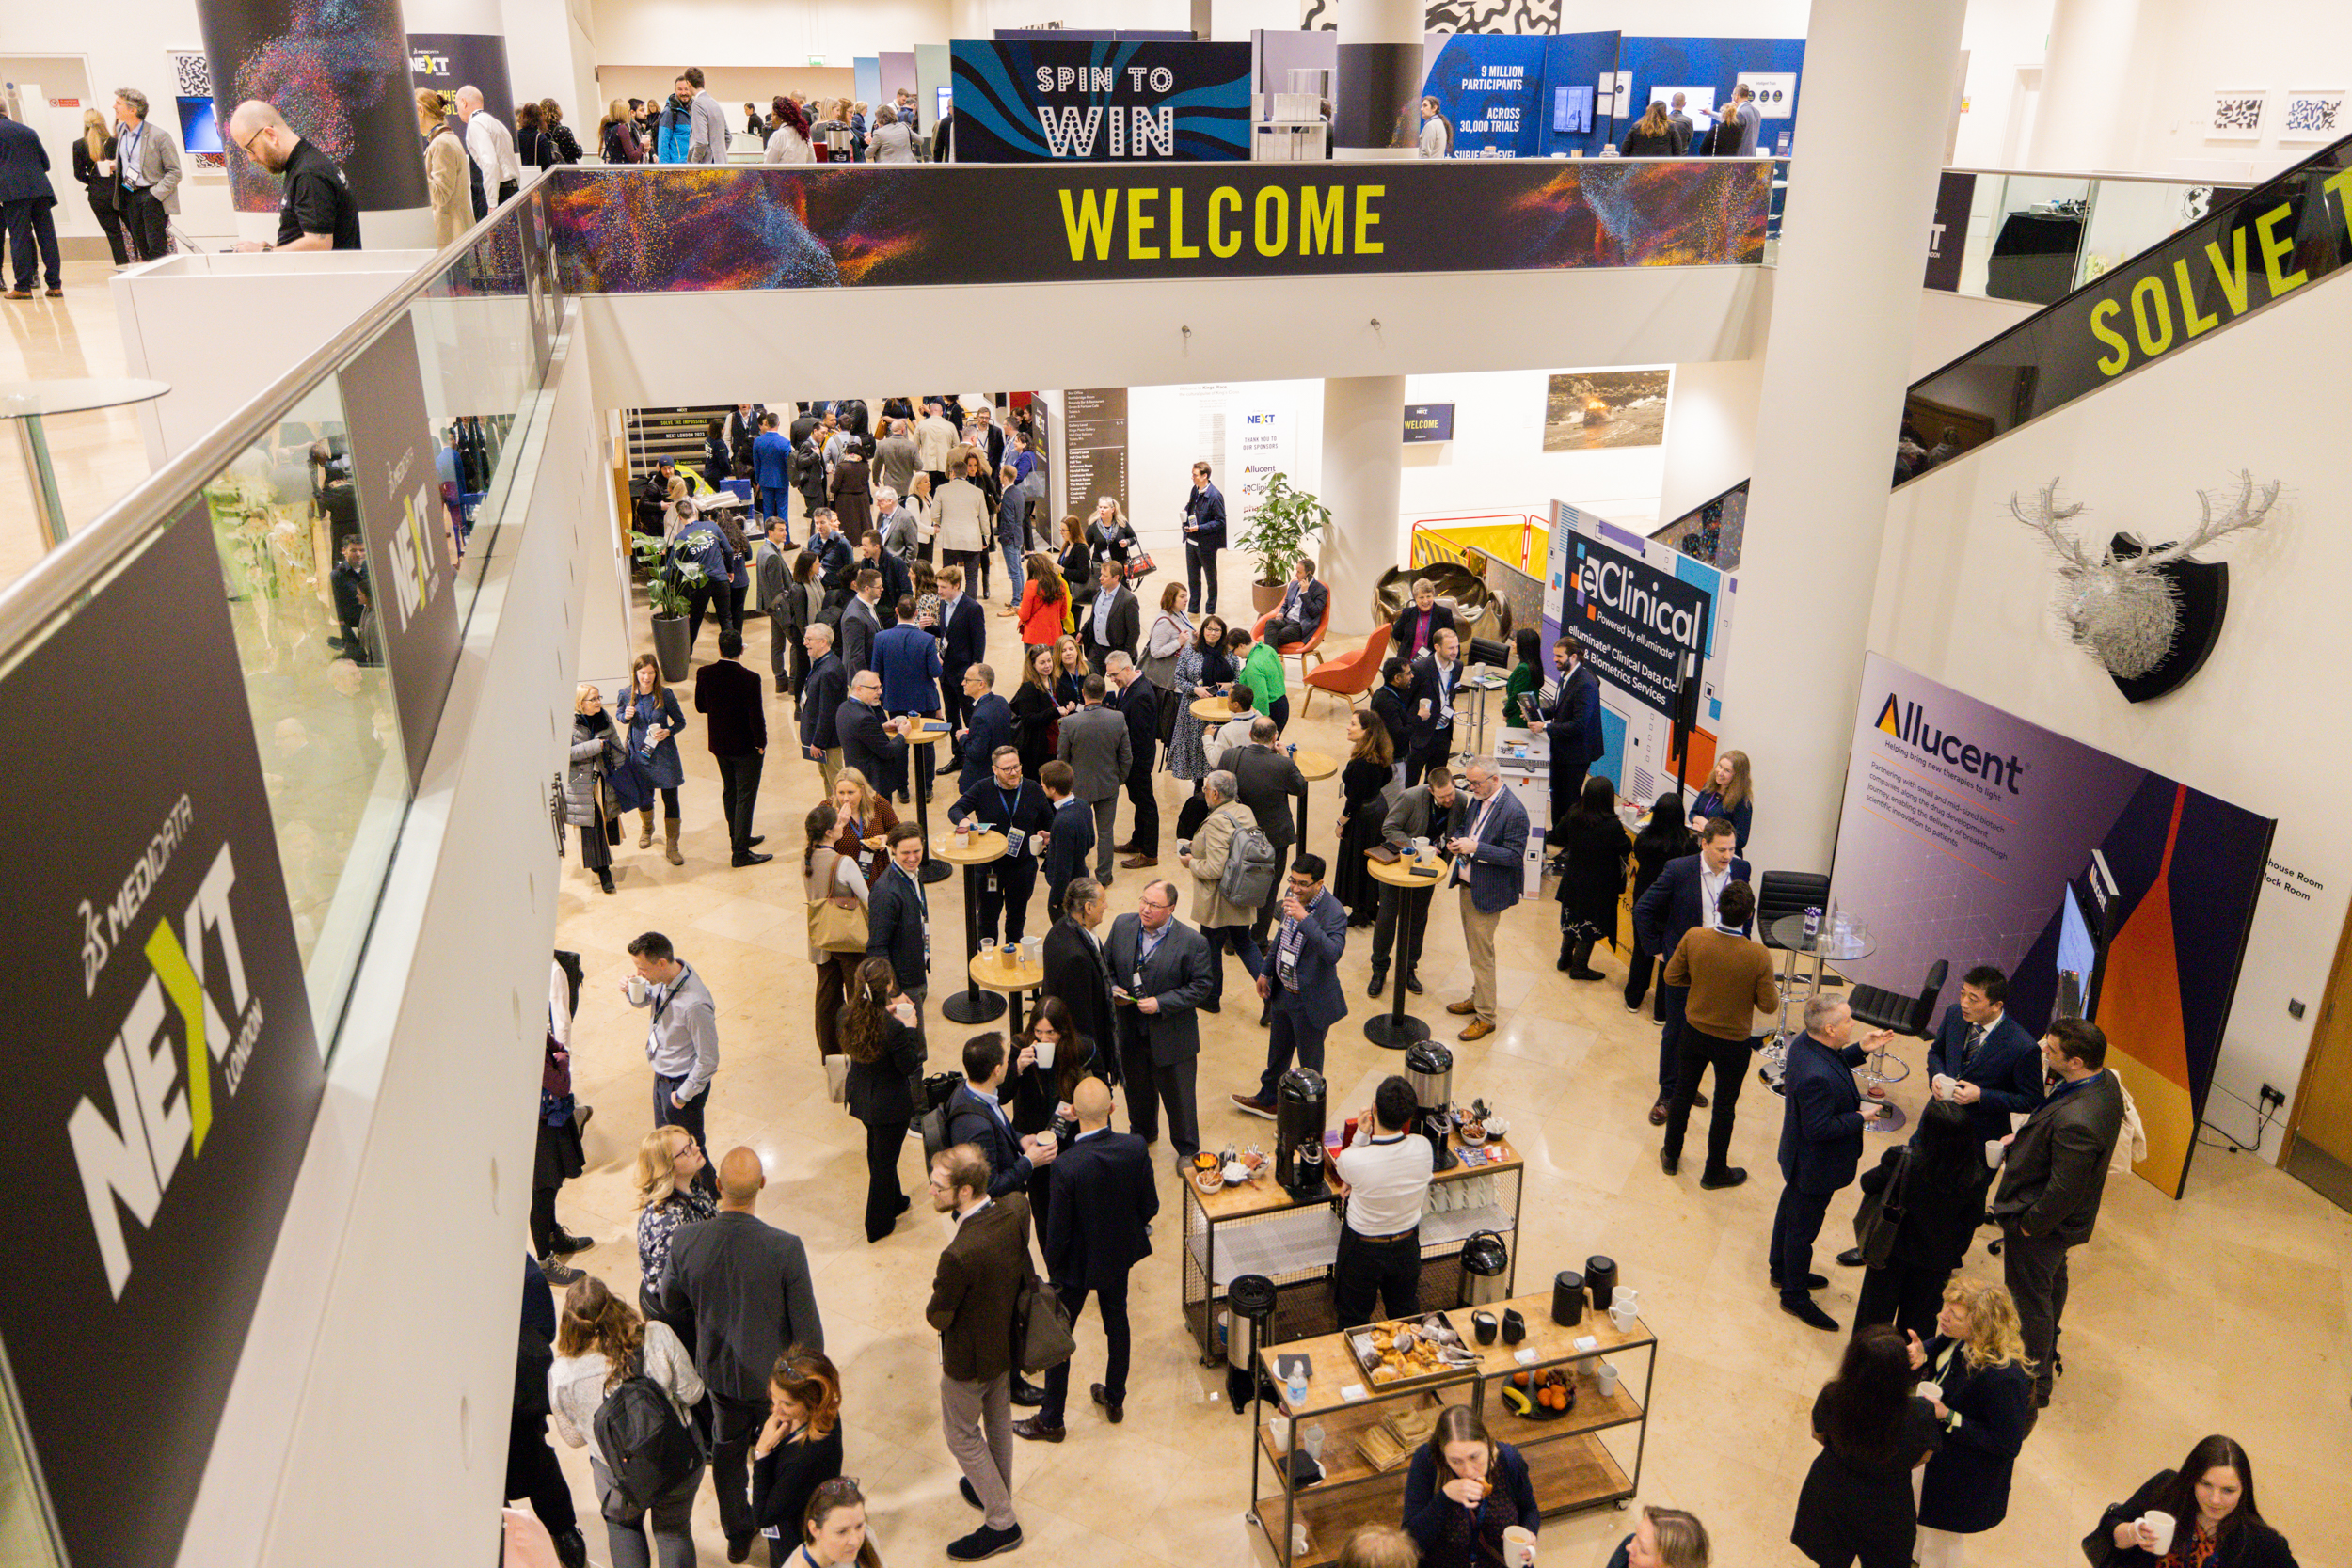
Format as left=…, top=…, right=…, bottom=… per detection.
left=591, top=1351, right=702, bottom=1519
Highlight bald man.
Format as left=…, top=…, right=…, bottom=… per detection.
left=1018, top=1076, right=1157, bottom=1441
left=226, top=101, right=361, bottom=251
left=658, top=1147, right=823, bottom=1560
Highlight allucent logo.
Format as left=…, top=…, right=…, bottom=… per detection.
left=1874, top=694, right=2028, bottom=794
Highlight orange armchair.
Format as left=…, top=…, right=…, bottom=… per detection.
left=1301, top=622, right=1391, bottom=720
left=1253, top=593, right=1334, bottom=679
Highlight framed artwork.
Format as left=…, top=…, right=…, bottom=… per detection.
left=2280, top=89, right=2344, bottom=143
left=2207, top=89, right=2265, bottom=139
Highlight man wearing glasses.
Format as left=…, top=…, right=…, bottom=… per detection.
left=1103, top=880, right=1214, bottom=1164
left=226, top=101, right=361, bottom=252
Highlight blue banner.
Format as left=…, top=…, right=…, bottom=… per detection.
left=949, top=39, right=1251, bottom=162
left=1422, top=34, right=1549, bottom=158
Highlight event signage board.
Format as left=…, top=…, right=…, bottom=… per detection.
left=0, top=500, right=327, bottom=1568
left=407, top=31, right=513, bottom=124
left=1923, top=170, right=1975, bottom=292
left=1561, top=526, right=1710, bottom=721
left=1403, top=404, right=1454, bottom=442
left=1423, top=34, right=1549, bottom=158
left=1832, top=655, right=2272, bottom=1198
left=949, top=39, right=1250, bottom=162
left=1062, top=388, right=1129, bottom=522
left=198, top=0, right=428, bottom=213
left=545, top=159, right=1772, bottom=293
left=338, top=312, right=461, bottom=789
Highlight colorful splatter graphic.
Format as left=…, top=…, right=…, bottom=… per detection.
left=201, top=0, right=425, bottom=212
left=542, top=159, right=1768, bottom=294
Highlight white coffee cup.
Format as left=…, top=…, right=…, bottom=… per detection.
left=1412, top=835, right=1431, bottom=856
left=1984, top=1138, right=2005, bottom=1170
left=1596, top=1361, right=1619, bottom=1398
left=2141, top=1512, right=2177, bottom=1555
left=1931, top=1073, right=1956, bottom=1100
left=625, top=974, right=649, bottom=1006
left=1033, top=1035, right=1056, bottom=1069
left=1268, top=1415, right=1291, bottom=1449
left=1502, top=1525, right=1537, bottom=1568
left=1610, top=1304, right=1636, bottom=1332
left=1915, top=1381, right=1943, bottom=1405
left=1613, top=1286, right=1639, bottom=1309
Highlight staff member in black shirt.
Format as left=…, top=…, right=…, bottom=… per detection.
left=226, top=101, right=362, bottom=252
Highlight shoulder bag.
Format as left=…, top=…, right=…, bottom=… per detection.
left=1016, top=1269, right=1076, bottom=1373
left=808, top=855, right=869, bottom=953
left=1851, top=1147, right=1915, bottom=1268
left=824, top=1052, right=852, bottom=1106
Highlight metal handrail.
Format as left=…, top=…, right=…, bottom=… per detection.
left=0, top=175, right=548, bottom=667
left=1941, top=164, right=2253, bottom=188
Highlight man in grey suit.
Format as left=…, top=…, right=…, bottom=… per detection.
left=111, top=87, right=182, bottom=263
left=1443, top=756, right=1528, bottom=1041
left=755, top=516, right=792, bottom=693
left=839, top=567, right=884, bottom=672
left=1231, top=853, right=1348, bottom=1118
left=1229, top=718, right=1307, bottom=949
left=1991, top=1016, right=2124, bottom=1413
left=1057, top=674, right=1131, bottom=883
left=1104, top=880, right=1215, bottom=1163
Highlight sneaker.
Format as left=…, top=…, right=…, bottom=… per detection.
left=551, top=1231, right=596, bottom=1255
left=539, top=1257, right=582, bottom=1286
left=1780, top=1296, right=1839, bottom=1332
left=1230, top=1092, right=1278, bottom=1119
left=1623, top=998, right=1642, bottom=1013
left=947, top=1523, right=1024, bottom=1561
left=1012, top=1415, right=1065, bottom=1442
left=1699, top=1166, right=1749, bottom=1190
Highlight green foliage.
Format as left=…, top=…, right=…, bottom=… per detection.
left=1235, top=471, right=1331, bottom=587
left=633, top=534, right=706, bottom=620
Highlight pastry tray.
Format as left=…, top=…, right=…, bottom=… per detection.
left=1346, top=1312, right=1474, bottom=1392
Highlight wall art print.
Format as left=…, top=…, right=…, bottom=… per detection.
left=198, top=0, right=429, bottom=213
left=2207, top=88, right=2265, bottom=139
left=2280, top=88, right=2344, bottom=143
left=1301, top=0, right=1562, bottom=31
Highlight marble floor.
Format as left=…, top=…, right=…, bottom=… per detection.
left=545, top=595, right=2352, bottom=1568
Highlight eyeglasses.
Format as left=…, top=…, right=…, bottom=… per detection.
left=240, top=123, right=269, bottom=156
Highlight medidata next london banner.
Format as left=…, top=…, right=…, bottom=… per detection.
left=949, top=39, right=1250, bottom=162
left=1833, top=655, right=2272, bottom=1198
left=0, top=500, right=326, bottom=1568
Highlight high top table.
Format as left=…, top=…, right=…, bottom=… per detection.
left=1, top=378, right=169, bottom=548
left=1362, top=848, right=1449, bottom=1048
left=1290, top=748, right=1339, bottom=846
left=934, top=829, right=1009, bottom=1023
left=905, top=718, right=956, bottom=883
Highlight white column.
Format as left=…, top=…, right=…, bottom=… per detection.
left=2029, top=0, right=2146, bottom=171
left=1320, top=375, right=1406, bottom=636
left=1333, top=0, right=1423, bottom=159
left=1713, top=0, right=1966, bottom=873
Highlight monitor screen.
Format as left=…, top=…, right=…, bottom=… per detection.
left=177, top=96, right=221, bottom=154
left=1552, top=85, right=1593, bottom=135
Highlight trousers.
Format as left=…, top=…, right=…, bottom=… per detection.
left=120, top=184, right=169, bottom=261
left=1661, top=1024, right=1751, bottom=1174
left=1334, top=1227, right=1422, bottom=1327
left=714, top=751, right=763, bottom=856
left=505, top=1406, right=579, bottom=1537
left=1855, top=1259, right=1956, bottom=1344
left=709, top=1391, right=767, bottom=1552
left=1120, top=1023, right=1200, bottom=1159
left=1185, top=538, right=1219, bottom=611
left=1041, top=1275, right=1132, bottom=1422
left=1203, top=925, right=1263, bottom=1009
left=1654, top=982, right=1690, bottom=1095
left=653, top=1074, right=718, bottom=1197
left=863, top=1117, right=909, bottom=1241
left=1771, top=1180, right=1836, bottom=1299
left=1459, top=886, right=1502, bottom=1023
left=2, top=198, right=60, bottom=290
left=1089, top=795, right=1120, bottom=879
left=590, top=1455, right=700, bottom=1568
left=1255, top=997, right=1328, bottom=1100
left=1372, top=882, right=1433, bottom=978
left=1123, top=759, right=1160, bottom=853
left=2001, top=1227, right=2072, bottom=1405
left=940, top=1372, right=1017, bottom=1529
left=977, top=856, right=1038, bottom=945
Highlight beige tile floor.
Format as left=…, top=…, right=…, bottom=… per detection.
left=0, top=261, right=153, bottom=584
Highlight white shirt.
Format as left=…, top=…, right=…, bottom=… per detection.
left=465, top=111, right=522, bottom=187
left=1699, top=861, right=1730, bottom=929
left=1335, top=1129, right=1434, bottom=1236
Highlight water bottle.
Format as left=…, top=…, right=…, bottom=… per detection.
left=1802, top=907, right=1821, bottom=946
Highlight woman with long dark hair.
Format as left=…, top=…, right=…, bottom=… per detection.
left=1555, top=771, right=1630, bottom=979
left=1503, top=625, right=1545, bottom=728
left=2094, top=1435, right=2296, bottom=1568
left=1853, top=1099, right=1996, bottom=1339
left=1010, top=645, right=1060, bottom=778
left=1017, top=551, right=1065, bottom=654
left=1791, top=1324, right=1942, bottom=1568
left=796, top=1477, right=882, bottom=1568
left=839, top=958, right=924, bottom=1242
left=1010, top=995, right=1094, bottom=1235
left=750, top=1349, right=846, bottom=1564
left=765, top=96, right=815, bottom=163
left=549, top=1275, right=705, bottom=1566
left=803, top=802, right=868, bottom=1060
left=1334, top=711, right=1396, bottom=927
left=1624, top=792, right=1688, bottom=1015
left=1401, top=1405, right=1540, bottom=1567
left=1168, top=613, right=1234, bottom=788
left=1908, top=1277, right=2035, bottom=1567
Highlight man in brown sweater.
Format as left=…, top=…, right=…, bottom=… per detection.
left=1659, top=880, right=1778, bottom=1188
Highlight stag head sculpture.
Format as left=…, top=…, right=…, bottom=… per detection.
left=2009, top=472, right=2279, bottom=680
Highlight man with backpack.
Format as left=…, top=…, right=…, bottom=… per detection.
left=1229, top=717, right=1308, bottom=953
left=1182, top=768, right=1279, bottom=1015
left=658, top=1148, right=823, bottom=1565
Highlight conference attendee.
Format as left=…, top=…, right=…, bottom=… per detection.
left=226, top=102, right=363, bottom=251
left=1553, top=772, right=1629, bottom=979
left=625, top=932, right=721, bottom=1201
left=1104, top=653, right=1162, bottom=867
left=948, top=1033, right=1062, bottom=1211
left=515, top=100, right=552, bottom=171
left=0, top=104, right=61, bottom=300
left=872, top=594, right=944, bottom=730
left=831, top=448, right=874, bottom=539
left=1402, top=1407, right=1540, bottom=1567
left=1105, top=880, right=1215, bottom=1160
left=2094, top=1435, right=2297, bottom=1568
left=1085, top=495, right=1135, bottom=572
left=1041, top=878, right=1116, bottom=1079
left=1327, top=1070, right=1434, bottom=1324
left=1391, top=578, right=1454, bottom=663
left=1416, top=95, right=1453, bottom=159
left=927, top=564, right=986, bottom=726
left=71, top=109, right=128, bottom=269
left=1009, top=645, right=1060, bottom=778
left=800, top=625, right=848, bottom=786
left=1334, top=713, right=1396, bottom=927
left=508, top=1257, right=588, bottom=1567
left=953, top=665, right=1012, bottom=797
left=915, top=400, right=958, bottom=490
left=749, top=411, right=793, bottom=541
left=1369, top=657, right=1414, bottom=787
left=838, top=568, right=882, bottom=673
left=635, top=1127, right=717, bottom=1340
left=454, top=86, right=520, bottom=212
left=548, top=1276, right=705, bottom=1567
left=1338, top=1526, right=1420, bottom=1568
left=1991, top=1016, right=2124, bottom=1413
left=874, top=416, right=920, bottom=502
left=659, top=1148, right=825, bottom=1565
left=1055, top=515, right=1094, bottom=613
left=1226, top=718, right=1307, bottom=948
left=763, top=96, right=814, bottom=163
left=413, top=91, right=469, bottom=247
left=1659, top=879, right=1776, bottom=1188
left=1406, top=626, right=1465, bottom=784
left=795, top=420, right=834, bottom=525
left=1371, top=765, right=1460, bottom=998
left=1908, top=1277, right=2036, bottom=1568
left=600, top=98, right=645, bottom=163
left=1666, top=92, right=1695, bottom=153
left=617, top=656, right=690, bottom=863
left=1620, top=100, right=1680, bottom=155
left=540, top=100, right=583, bottom=165
left=755, top=519, right=798, bottom=695
left=1728, top=82, right=1762, bottom=156
left=564, top=688, right=626, bottom=895
left=1057, top=674, right=1131, bottom=884
left=1184, top=768, right=1266, bottom=1011
left=837, top=668, right=913, bottom=800
left=1605, top=1506, right=1713, bottom=1568
left=693, top=628, right=771, bottom=867
left=1853, top=1099, right=1996, bottom=1342
left=802, top=804, right=867, bottom=1064
left=1622, top=794, right=1688, bottom=1017
left=836, top=958, right=923, bottom=1243
left=1541, top=634, right=1606, bottom=868
left=1443, top=757, right=1528, bottom=1043
left=830, top=770, right=899, bottom=884
left=1008, top=1000, right=1095, bottom=1238
left=674, top=67, right=729, bottom=163
left=1688, top=749, right=1755, bottom=851
left=110, top=87, right=183, bottom=263
left=866, top=825, right=932, bottom=1018
left=1084, top=561, right=1140, bottom=676
left=1773, top=995, right=1894, bottom=1330
left=1631, top=817, right=1751, bottom=1124
left=1230, top=624, right=1289, bottom=733
left=936, top=459, right=991, bottom=585
left=949, top=747, right=1054, bottom=946
left=1167, top=614, right=1232, bottom=786
left=1232, top=854, right=1347, bottom=1117
left=1183, top=461, right=1227, bottom=612
left=1924, top=966, right=2044, bottom=1143
left=1261, top=556, right=1327, bottom=651
left=1032, top=763, right=1092, bottom=922
left=926, top=1144, right=1032, bottom=1562
left=749, top=1350, right=847, bottom=1563
left=1502, top=627, right=1544, bottom=729
left=1789, top=1325, right=1941, bottom=1568
left=328, top=535, right=371, bottom=662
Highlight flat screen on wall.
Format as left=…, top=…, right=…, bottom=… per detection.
left=178, top=95, right=222, bottom=153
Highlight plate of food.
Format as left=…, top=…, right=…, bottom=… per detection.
left=1499, top=1368, right=1578, bottom=1420
left=1347, top=1313, right=1479, bottom=1389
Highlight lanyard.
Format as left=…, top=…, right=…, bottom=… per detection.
left=651, top=964, right=693, bottom=1025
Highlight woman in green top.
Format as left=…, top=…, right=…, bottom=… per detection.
left=1503, top=626, right=1545, bottom=729
left=1227, top=625, right=1290, bottom=735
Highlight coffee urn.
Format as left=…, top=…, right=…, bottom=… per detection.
left=1460, top=1230, right=1512, bottom=1306
left=1275, top=1069, right=1328, bottom=1196
left=1405, top=1041, right=1459, bottom=1173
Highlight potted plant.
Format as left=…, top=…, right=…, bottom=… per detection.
left=633, top=534, right=705, bottom=682
left=1236, top=469, right=1329, bottom=616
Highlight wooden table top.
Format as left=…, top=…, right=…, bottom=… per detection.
left=1187, top=1134, right=1519, bottom=1220
left=932, top=830, right=1008, bottom=865
left=968, top=948, right=1045, bottom=991
left=1293, top=748, right=1339, bottom=782
left=1367, top=848, right=1451, bottom=889
left=904, top=719, right=954, bottom=745
left=1191, top=693, right=1257, bottom=721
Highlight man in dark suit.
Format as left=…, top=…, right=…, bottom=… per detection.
left=1105, top=653, right=1162, bottom=868
left=837, top=668, right=911, bottom=799
left=1260, top=556, right=1328, bottom=650
left=1104, top=880, right=1216, bottom=1162
left=1406, top=626, right=1466, bottom=786
left=1082, top=561, right=1141, bottom=674
left=1229, top=718, right=1307, bottom=948
left=926, top=1144, right=1032, bottom=1562
left=858, top=530, right=914, bottom=622
left=946, top=1033, right=1059, bottom=1202
left=1540, top=632, right=1605, bottom=870
left=1631, top=817, right=1752, bottom=1124
left=0, top=105, right=63, bottom=299
left=839, top=568, right=884, bottom=672
left=1926, top=965, right=2044, bottom=1142
left=1442, top=756, right=1527, bottom=1041
left=956, top=663, right=1014, bottom=794
left=1039, top=766, right=1095, bottom=924
left=939, top=563, right=990, bottom=732
left=1017, top=1076, right=1156, bottom=1441
left=328, top=536, right=372, bottom=662
left=659, top=1148, right=823, bottom=1562
left=691, top=628, right=770, bottom=866
left=1390, top=577, right=1455, bottom=663
left=1040, top=877, right=1115, bottom=1083
left=1057, top=675, right=1131, bottom=884
left=872, top=597, right=944, bottom=718
left=1368, top=657, right=1413, bottom=786
left=1231, top=854, right=1348, bottom=1117
left=1182, top=460, right=1226, bottom=613
left=800, top=624, right=848, bottom=788
left=948, top=746, right=1054, bottom=946
left=1992, top=1016, right=2124, bottom=1410
left=793, top=418, right=832, bottom=520
left=866, top=826, right=931, bottom=1014
left=1772, top=995, right=1893, bottom=1330
left=808, top=510, right=856, bottom=605
left=1372, top=765, right=1460, bottom=997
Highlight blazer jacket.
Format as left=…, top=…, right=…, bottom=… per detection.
left=1369, top=683, right=1412, bottom=764
left=946, top=1084, right=1032, bottom=1199
left=940, top=593, right=989, bottom=678
left=839, top=595, right=882, bottom=672
left=1391, top=600, right=1454, bottom=661
left=1103, top=914, right=1215, bottom=1066
left=865, top=863, right=929, bottom=994
left=1041, top=916, right=1117, bottom=1079
left=1925, top=1006, right=2045, bottom=1141
left=72, top=135, right=118, bottom=208
left=1084, top=584, right=1141, bottom=663
left=116, top=117, right=183, bottom=211
left=691, top=659, right=766, bottom=755
left=1042, top=799, right=1095, bottom=905
left=755, top=540, right=792, bottom=621
left=1271, top=578, right=1328, bottom=637
left=1406, top=655, right=1465, bottom=752
left=1382, top=782, right=1465, bottom=849
left=838, top=698, right=909, bottom=797
left=1182, top=482, right=1227, bottom=548
left=1044, top=1130, right=1157, bottom=1290
left=959, top=691, right=1014, bottom=792
left=1631, top=851, right=1754, bottom=959
left=1057, top=704, right=1131, bottom=802
left=1992, top=1070, right=2124, bottom=1244
left=1546, top=661, right=1606, bottom=767
left=872, top=622, right=943, bottom=715
left=1112, top=673, right=1160, bottom=775
left=0, top=119, right=56, bottom=205
left=928, top=1193, right=1033, bottom=1384
left=845, top=1016, right=924, bottom=1128
left=1231, top=745, right=1308, bottom=850
left=657, top=1212, right=824, bottom=1401
left=1778, top=1030, right=1872, bottom=1192
left=801, top=654, right=848, bottom=752
left=1915, top=1339, right=2032, bottom=1535
left=1267, top=887, right=1349, bottom=1033
left=1451, top=785, right=1529, bottom=915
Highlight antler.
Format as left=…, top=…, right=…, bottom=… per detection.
left=2009, top=480, right=2095, bottom=572
left=2135, top=470, right=2280, bottom=570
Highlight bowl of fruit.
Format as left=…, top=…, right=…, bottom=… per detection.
left=1500, top=1368, right=1577, bottom=1420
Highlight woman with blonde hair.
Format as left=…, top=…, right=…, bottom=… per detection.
left=633, top=1124, right=715, bottom=1341
left=1908, top=1277, right=2035, bottom=1566
left=1050, top=634, right=1090, bottom=714
left=901, top=469, right=937, bottom=564
left=600, top=97, right=645, bottom=164
left=839, top=958, right=923, bottom=1240
left=1689, top=748, right=1753, bottom=850
left=752, top=1350, right=849, bottom=1560
left=1607, top=1505, right=1712, bottom=1567
left=564, top=683, right=626, bottom=894
left=619, top=653, right=688, bottom=863
left=548, top=1275, right=706, bottom=1566
left=71, top=108, right=130, bottom=266
left=828, top=768, right=898, bottom=882
left=416, top=89, right=470, bottom=245
left=803, top=802, right=868, bottom=1060
left=1620, top=98, right=1680, bottom=156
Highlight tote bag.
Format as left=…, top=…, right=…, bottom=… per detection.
left=808, top=857, right=869, bottom=953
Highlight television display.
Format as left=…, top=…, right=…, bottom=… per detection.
left=1552, top=85, right=1593, bottom=135
left=177, top=95, right=221, bottom=154
left=2055, top=850, right=2118, bottom=1020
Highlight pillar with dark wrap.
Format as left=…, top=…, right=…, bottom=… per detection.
left=1331, top=0, right=1424, bottom=159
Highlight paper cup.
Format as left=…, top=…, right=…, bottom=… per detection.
left=1596, top=1361, right=1619, bottom=1398
left=1985, top=1138, right=2005, bottom=1170
left=1502, top=1526, right=1537, bottom=1568
left=1915, top=1381, right=1943, bottom=1405
left=2142, top=1512, right=2176, bottom=1555
left=1931, top=1073, right=1956, bottom=1101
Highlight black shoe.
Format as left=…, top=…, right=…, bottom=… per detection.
left=1012, top=1415, right=1065, bottom=1442
left=597, top=871, right=615, bottom=895
left=731, top=851, right=775, bottom=866
left=1699, top=1166, right=1748, bottom=1190
left=1369, top=971, right=1387, bottom=998
left=1092, top=1383, right=1123, bottom=1422
left=1405, top=974, right=1424, bottom=995
left=577, top=1104, right=594, bottom=1133
left=1781, top=1296, right=1839, bottom=1331
left=1691, top=1090, right=1709, bottom=1108
left=1569, top=967, right=1605, bottom=981
left=727, top=1538, right=755, bottom=1564
left=550, top=1528, right=589, bottom=1568
left=1257, top=1006, right=1272, bottom=1028
left=947, top=1523, right=1023, bottom=1561
left=1010, top=1377, right=1046, bottom=1407
left=1659, top=1150, right=1678, bottom=1175
left=898, top=1194, right=913, bottom=1214
left=538, top=1257, right=582, bottom=1285
left=1770, top=1273, right=1829, bottom=1291
left=1836, top=1247, right=1867, bottom=1268
left=747, top=835, right=766, bottom=847
left=551, top=1231, right=596, bottom=1255
left=960, top=1477, right=983, bottom=1510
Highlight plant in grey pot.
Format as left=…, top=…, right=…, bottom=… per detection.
left=1237, top=470, right=1330, bottom=617
left=633, top=534, right=704, bottom=682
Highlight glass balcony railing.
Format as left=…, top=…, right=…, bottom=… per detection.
left=1929, top=166, right=2253, bottom=306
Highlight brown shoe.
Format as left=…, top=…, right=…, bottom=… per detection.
left=1445, top=998, right=1478, bottom=1016
left=1120, top=853, right=1158, bottom=869
left=1012, top=1415, right=1065, bottom=1442
left=44, top=288, right=62, bottom=298
left=1647, top=1097, right=1671, bottom=1126
left=1458, top=1019, right=1495, bottom=1041
left=3, top=291, right=29, bottom=301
